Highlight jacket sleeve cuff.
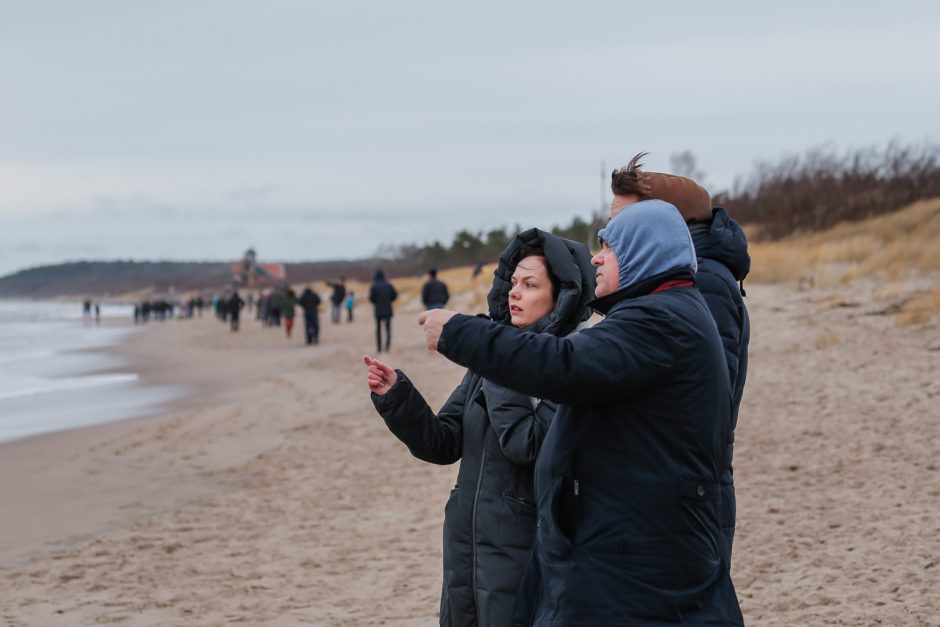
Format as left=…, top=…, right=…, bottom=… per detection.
left=371, top=369, right=412, bottom=416
left=437, top=313, right=473, bottom=360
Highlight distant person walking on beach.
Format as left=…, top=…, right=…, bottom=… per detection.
left=228, top=290, right=245, bottom=332
left=257, top=292, right=268, bottom=322
left=283, top=288, right=297, bottom=339
left=344, top=291, right=355, bottom=322
left=421, top=268, right=450, bottom=310
left=417, top=200, right=744, bottom=625
left=94, top=303, right=100, bottom=324
left=612, top=153, right=752, bottom=568
left=368, top=270, right=397, bottom=352
left=364, top=230, right=595, bottom=626
left=298, top=286, right=321, bottom=345
left=327, top=278, right=346, bottom=324
left=266, top=289, right=283, bottom=327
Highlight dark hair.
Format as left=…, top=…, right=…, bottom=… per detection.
left=611, top=151, right=652, bottom=197
left=428, top=268, right=437, bottom=278
left=514, top=245, right=560, bottom=301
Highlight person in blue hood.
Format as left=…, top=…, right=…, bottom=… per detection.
left=419, top=200, right=744, bottom=625
left=609, top=153, right=751, bottom=568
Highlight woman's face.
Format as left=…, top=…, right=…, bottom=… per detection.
left=508, top=255, right=555, bottom=328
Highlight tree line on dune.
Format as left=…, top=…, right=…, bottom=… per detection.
left=379, top=139, right=940, bottom=271
left=714, top=139, right=940, bottom=239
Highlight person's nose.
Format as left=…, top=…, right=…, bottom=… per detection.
left=508, top=284, right=520, bottom=299
left=591, top=252, right=603, bottom=266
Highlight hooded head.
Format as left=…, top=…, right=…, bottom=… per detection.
left=373, top=269, right=386, bottom=282
left=690, top=207, right=751, bottom=281
left=596, top=199, right=698, bottom=296
left=487, top=228, right=595, bottom=336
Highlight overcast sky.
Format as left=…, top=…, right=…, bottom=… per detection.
left=2, top=0, right=938, bottom=276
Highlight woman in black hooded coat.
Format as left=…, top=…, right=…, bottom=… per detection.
left=363, top=229, right=595, bottom=627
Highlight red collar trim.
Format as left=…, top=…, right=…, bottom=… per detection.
left=651, top=279, right=694, bottom=294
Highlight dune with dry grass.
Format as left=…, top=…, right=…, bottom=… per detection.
left=353, top=197, right=940, bottom=327
left=741, top=197, right=940, bottom=325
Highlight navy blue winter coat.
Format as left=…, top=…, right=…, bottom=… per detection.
left=436, top=270, right=744, bottom=625
left=691, top=207, right=751, bottom=563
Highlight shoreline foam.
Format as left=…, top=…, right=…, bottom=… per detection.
left=0, top=309, right=186, bottom=445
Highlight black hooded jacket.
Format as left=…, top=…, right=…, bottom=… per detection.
left=298, top=288, right=321, bottom=315
left=369, top=270, right=398, bottom=319
left=371, top=229, right=595, bottom=627
left=422, top=277, right=451, bottom=307
left=327, top=281, right=346, bottom=305
left=690, top=207, right=751, bottom=559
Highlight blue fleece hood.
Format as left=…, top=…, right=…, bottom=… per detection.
left=598, top=199, right=698, bottom=291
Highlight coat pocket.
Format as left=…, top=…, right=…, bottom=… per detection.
left=500, top=492, right=537, bottom=517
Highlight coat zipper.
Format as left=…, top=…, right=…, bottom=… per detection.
left=471, top=445, right=487, bottom=621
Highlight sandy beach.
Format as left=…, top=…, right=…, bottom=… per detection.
left=2, top=276, right=939, bottom=626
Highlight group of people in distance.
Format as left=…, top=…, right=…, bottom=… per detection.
left=364, top=153, right=751, bottom=626
left=212, top=271, right=414, bottom=354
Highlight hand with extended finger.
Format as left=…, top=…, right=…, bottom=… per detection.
left=417, top=308, right=457, bottom=351
left=363, top=355, right=398, bottom=395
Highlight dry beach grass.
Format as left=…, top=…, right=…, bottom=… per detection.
left=1, top=204, right=939, bottom=625
left=748, top=198, right=940, bottom=288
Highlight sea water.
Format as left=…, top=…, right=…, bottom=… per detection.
left=0, top=301, right=181, bottom=444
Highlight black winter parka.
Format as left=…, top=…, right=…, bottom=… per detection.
left=298, top=288, right=321, bottom=315
left=374, top=370, right=553, bottom=626
left=369, top=270, right=398, bottom=319
left=371, top=229, right=595, bottom=627
left=691, top=207, right=751, bottom=564
left=422, top=278, right=451, bottom=307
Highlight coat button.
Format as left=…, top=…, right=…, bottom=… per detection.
left=697, top=485, right=705, bottom=497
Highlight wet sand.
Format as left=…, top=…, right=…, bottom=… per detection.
left=1, top=278, right=938, bottom=626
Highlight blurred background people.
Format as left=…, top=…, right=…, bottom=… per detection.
left=299, top=285, right=321, bottom=345
left=345, top=290, right=355, bottom=322
left=228, top=290, right=245, bottom=332
left=327, top=278, right=346, bottom=324
left=368, top=270, right=397, bottom=352
left=421, top=268, right=450, bottom=310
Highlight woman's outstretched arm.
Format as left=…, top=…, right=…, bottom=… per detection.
left=365, top=355, right=466, bottom=465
